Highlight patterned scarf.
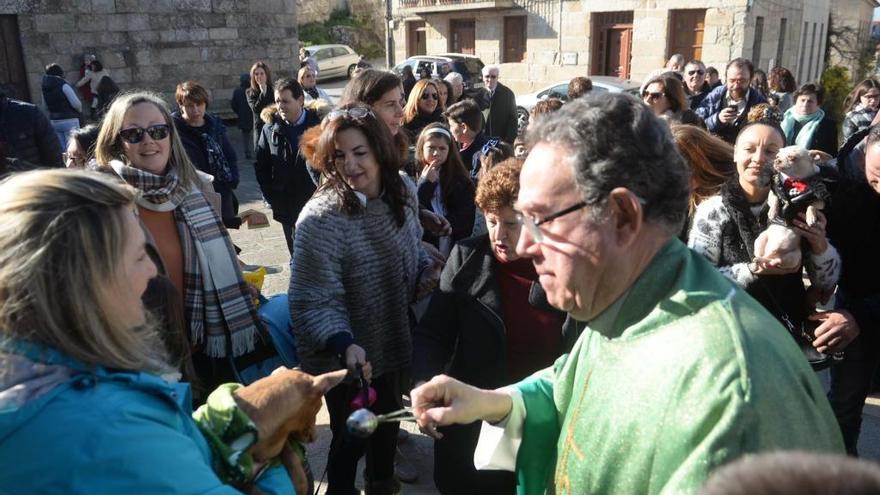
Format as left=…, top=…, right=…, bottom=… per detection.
left=110, top=160, right=260, bottom=358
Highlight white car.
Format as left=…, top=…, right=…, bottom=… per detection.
left=302, top=44, right=361, bottom=81
left=515, top=76, right=640, bottom=130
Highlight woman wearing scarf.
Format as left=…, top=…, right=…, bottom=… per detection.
left=781, top=83, right=839, bottom=157
left=94, top=92, right=274, bottom=392
left=298, top=66, right=333, bottom=106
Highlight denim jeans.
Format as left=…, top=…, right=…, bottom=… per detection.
left=50, top=118, right=79, bottom=150
left=828, top=291, right=880, bottom=455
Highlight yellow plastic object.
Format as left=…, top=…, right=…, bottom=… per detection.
left=242, top=266, right=266, bottom=307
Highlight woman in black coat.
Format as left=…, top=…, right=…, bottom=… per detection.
left=781, top=83, right=839, bottom=157
left=413, top=161, right=577, bottom=495
left=246, top=61, right=274, bottom=150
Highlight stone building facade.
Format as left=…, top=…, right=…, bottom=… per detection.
left=392, top=0, right=873, bottom=93
left=0, top=0, right=299, bottom=114
left=828, top=0, right=879, bottom=80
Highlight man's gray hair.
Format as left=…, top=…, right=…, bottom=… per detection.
left=482, top=64, right=500, bottom=76
left=526, top=93, right=690, bottom=233
left=444, top=72, right=463, bottom=84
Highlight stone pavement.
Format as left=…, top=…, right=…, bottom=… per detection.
left=222, top=79, right=880, bottom=493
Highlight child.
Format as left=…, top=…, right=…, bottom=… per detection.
left=416, top=122, right=476, bottom=256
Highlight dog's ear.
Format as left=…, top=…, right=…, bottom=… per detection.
left=313, top=369, right=347, bottom=395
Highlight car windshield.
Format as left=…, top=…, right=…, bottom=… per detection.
left=454, top=58, right=483, bottom=77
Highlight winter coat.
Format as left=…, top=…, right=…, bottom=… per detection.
left=783, top=114, right=838, bottom=158
left=483, top=82, right=518, bottom=144
left=40, top=75, right=79, bottom=120
left=172, top=111, right=240, bottom=227
left=0, top=340, right=294, bottom=494
left=403, top=109, right=444, bottom=141
left=0, top=96, right=63, bottom=167
left=246, top=88, right=273, bottom=138
left=412, top=235, right=578, bottom=494
left=302, top=86, right=332, bottom=105
left=695, top=86, right=767, bottom=143
left=417, top=172, right=476, bottom=248
left=255, top=106, right=321, bottom=225
left=231, top=78, right=254, bottom=131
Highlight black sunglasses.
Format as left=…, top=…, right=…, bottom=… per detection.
left=421, top=92, right=439, bottom=100
left=642, top=91, right=665, bottom=100
left=687, top=69, right=706, bottom=76
left=119, top=124, right=171, bottom=144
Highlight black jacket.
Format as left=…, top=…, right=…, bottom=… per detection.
left=254, top=108, right=321, bottom=225
left=246, top=88, right=273, bottom=134
left=484, top=83, right=518, bottom=144
left=0, top=96, right=63, bottom=168
left=41, top=75, right=79, bottom=120
left=417, top=173, right=475, bottom=247
left=231, top=85, right=254, bottom=131
left=403, top=109, right=444, bottom=141
left=413, top=235, right=579, bottom=493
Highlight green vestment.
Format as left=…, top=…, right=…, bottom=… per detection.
left=512, top=239, right=843, bottom=494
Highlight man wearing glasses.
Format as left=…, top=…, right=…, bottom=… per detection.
left=684, top=60, right=711, bottom=110
left=481, top=65, right=518, bottom=145
left=411, top=94, right=843, bottom=494
left=696, top=58, right=766, bottom=143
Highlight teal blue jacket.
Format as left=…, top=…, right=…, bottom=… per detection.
left=0, top=340, right=294, bottom=494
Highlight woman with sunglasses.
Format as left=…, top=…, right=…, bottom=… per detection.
left=415, top=123, right=475, bottom=256
left=642, top=75, right=703, bottom=128
left=94, top=92, right=271, bottom=393
left=402, top=79, right=445, bottom=140
left=293, top=104, right=437, bottom=495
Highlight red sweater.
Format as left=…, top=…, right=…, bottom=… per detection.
left=496, top=257, right=566, bottom=382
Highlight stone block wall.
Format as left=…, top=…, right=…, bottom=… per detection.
left=4, top=0, right=299, bottom=115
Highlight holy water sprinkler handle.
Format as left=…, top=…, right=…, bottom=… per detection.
left=356, top=363, right=369, bottom=406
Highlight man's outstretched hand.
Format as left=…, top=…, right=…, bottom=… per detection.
left=410, top=375, right=513, bottom=439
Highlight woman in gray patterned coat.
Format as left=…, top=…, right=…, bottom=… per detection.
left=689, top=120, right=841, bottom=367
left=290, top=104, right=436, bottom=495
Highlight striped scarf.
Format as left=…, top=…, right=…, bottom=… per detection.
left=110, top=160, right=260, bottom=358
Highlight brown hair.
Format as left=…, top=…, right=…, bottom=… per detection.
left=670, top=124, right=734, bottom=213
left=403, top=79, right=440, bottom=124
left=844, top=78, right=880, bottom=113
left=794, top=82, right=825, bottom=105
left=248, top=61, right=274, bottom=95
left=530, top=97, right=564, bottom=120
left=768, top=66, right=797, bottom=93
left=415, top=123, right=474, bottom=209
left=567, top=77, right=593, bottom=99
left=339, top=69, right=409, bottom=159
left=305, top=103, right=409, bottom=227
left=175, top=80, right=210, bottom=108
left=475, top=158, right=523, bottom=214
left=644, top=75, right=689, bottom=113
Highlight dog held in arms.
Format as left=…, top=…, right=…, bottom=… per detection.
left=753, top=145, right=830, bottom=271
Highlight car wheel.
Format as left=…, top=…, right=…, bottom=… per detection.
left=347, top=64, right=357, bottom=79
left=516, top=107, right=529, bottom=133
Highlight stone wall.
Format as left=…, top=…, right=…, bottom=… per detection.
left=3, top=0, right=299, bottom=115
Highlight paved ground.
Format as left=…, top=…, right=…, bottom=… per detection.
left=224, top=74, right=880, bottom=494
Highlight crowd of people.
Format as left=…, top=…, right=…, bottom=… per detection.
left=2, top=49, right=880, bottom=495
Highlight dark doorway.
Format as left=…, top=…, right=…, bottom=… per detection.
left=450, top=19, right=476, bottom=55
left=503, top=16, right=527, bottom=63
left=408, top=20, right=427, bottom=57
left=0, top=15, right=29, bottom=101
left=667, top=9, right=706, bottom=62
left=591, top=11, right=633, bottom=79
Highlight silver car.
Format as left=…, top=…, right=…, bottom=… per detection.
left=303, top=44, right=361, bottom=81
left=515, top=76, right=640, bottom=130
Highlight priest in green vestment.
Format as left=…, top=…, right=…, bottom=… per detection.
left=411, top=94, right=844, bottom=495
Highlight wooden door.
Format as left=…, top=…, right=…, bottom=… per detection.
left=450, top=19, right=476, bottom=55
left=0, top=15, right=29, bottom=101
left=667, top=9, right=706, bottom=62
left=408, top=20, right=427, bottom=57
left=591, top=12, right=633, bottom=79
left=503, top=16, right=527, bottom=63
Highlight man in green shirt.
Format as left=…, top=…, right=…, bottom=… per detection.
left=411, top=94, right=844, bottom=495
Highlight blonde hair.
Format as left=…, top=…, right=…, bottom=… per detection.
left=95, top=91, right=199, bottom=188
left=0, top=169, right=169, bottom=373
left=403, top=79, right=439, bottom=124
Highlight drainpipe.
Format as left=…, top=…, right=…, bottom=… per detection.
left=558, top=0, right=563, bottom=65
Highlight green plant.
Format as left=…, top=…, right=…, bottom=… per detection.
left=820, top=65, right=850, bottom=138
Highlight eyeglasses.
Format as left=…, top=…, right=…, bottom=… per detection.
left=517, top=202, right=588, bottom=244
left=727, top=78, right=749, bottom=84
left=323, top=107, right=376, bottom=128
left=687, top=69, right=705, bottom=76
left=118, top=124, right=171, bottom=144
left=483, top=74, right=498, bottom=79
left=642, top=91, right=665, bottom=100
left=421, top=92, right=439, bottom=100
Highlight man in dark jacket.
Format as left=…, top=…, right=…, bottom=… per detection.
left=445, top=99, right=495, bottom=180
left=825, top=125, right=880, bottom=455
left=684, top=60, right=711, bottom=110
left=696, top=58, right=766, bottom=143
left=481, top=65, right=518, bottom=144
left=231, top=73, right=254, bottom=160
left=41, top=64, right=82, bottom=149
left=0, top=89, right=63, bottom=168
left=255, top=78, right=320, bottom=254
